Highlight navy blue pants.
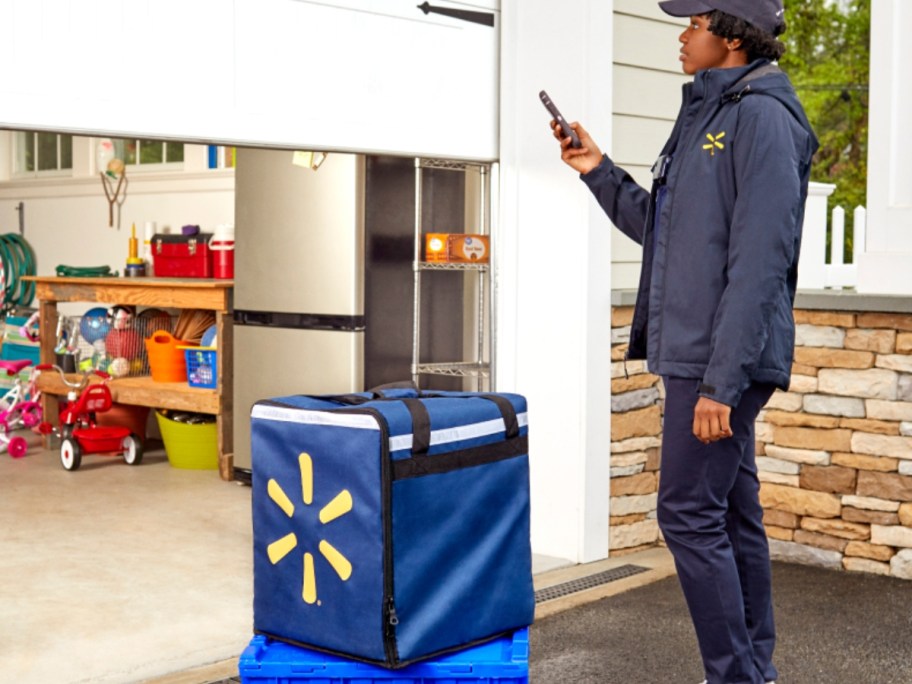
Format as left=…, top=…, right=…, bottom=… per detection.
left=657, top=377, right=778, bottom=684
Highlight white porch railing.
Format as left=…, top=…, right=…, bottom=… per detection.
left=798, top=182, right=867, bottom=290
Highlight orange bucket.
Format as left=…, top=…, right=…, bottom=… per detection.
left=144, top=330, right=189, bottom=382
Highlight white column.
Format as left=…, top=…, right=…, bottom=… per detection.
left=857, top=0, right=912, bottom=295
left=498, top=0, right=613, bottom=563
left=798, top=182, right=835, bottom=290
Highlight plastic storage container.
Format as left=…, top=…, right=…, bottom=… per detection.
left=151, top=233, right=214, bottom=277
left=238, top=629, right=529, bottom=684
left=210, top=223, right=235, bottom=279
left=155, top=410, right=218, bottom=469
left=180, top=346, right=217, bottom=388
left=145, top=331, right=189, bottom=382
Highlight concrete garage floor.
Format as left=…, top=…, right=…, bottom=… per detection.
left=1, top=439, right=254, bottom=684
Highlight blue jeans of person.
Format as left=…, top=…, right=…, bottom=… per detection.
left=657, top=377, right=778, bottom=684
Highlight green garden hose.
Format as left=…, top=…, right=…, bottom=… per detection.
left=0, top=233, right=36, bottom=310
left=54, top=264, right=119, bottom=278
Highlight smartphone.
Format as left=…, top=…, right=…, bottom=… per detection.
left=540, top=90, right=581, bottom=149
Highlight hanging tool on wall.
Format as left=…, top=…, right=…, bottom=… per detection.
left=15, top=202, right=24, bottom=236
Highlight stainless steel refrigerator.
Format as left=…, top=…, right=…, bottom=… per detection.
left=232, top=149, right=365, bottom=469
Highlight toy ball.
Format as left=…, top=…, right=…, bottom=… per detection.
left=109, top=357, right=131, bottom=377
left=80, top=307, right=111, bottom=343
left=105, top=328, right=142, bottom=360
left=79, top=358, right=94, bottom=372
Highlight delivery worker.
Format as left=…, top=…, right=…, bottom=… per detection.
left=550, top=1, right=818, bottom=682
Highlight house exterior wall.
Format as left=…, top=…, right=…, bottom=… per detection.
left=609, top=293, right=912, bottom=580
left=609, top=2, right=688, bottom=290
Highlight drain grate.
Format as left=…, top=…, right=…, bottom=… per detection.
left=534, top=564, right=649, bottom=603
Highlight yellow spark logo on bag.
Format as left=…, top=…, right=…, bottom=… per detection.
left=703, top=131, right=726, bottom=156
left=265, top=453, right=353, bottom=605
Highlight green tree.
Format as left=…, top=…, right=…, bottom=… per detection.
left=780, top=0, right=870, bottom=261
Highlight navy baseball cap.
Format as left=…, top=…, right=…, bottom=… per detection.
left=659, top=0, right=786, bottom=35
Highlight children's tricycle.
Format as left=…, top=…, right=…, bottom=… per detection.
left=0, top=359, right=43, bottom=458
left=36, top=364, right=143, bottom=471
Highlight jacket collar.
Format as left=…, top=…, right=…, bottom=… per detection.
left=691, top=59, right=772, bottom=102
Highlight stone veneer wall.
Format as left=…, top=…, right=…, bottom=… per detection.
left=609, top=300, right=912, bottom=581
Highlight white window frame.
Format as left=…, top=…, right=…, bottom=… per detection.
left=12, top=131, right=73, bottom=179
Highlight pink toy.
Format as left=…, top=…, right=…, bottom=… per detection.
left=0, top=359, right=43, bottom=458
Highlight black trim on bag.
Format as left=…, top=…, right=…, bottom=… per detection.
left=253, top=626, right=521, bottom=670
left=392, top=434, right=528, bottom=481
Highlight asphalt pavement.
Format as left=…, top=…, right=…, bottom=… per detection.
left=530, top=561, right=912, bottom=683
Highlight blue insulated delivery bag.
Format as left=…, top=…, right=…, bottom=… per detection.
left=250, top=386, right=534, bottom=668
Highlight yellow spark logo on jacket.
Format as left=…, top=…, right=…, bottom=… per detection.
left=703, top=132, right=726, bottom=156
left=265, top=453, right=353, bottom=605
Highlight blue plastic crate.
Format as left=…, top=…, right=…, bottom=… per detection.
left=180, top=346, right=217, bottom=388
left=238, top=629, right=529, bottom=683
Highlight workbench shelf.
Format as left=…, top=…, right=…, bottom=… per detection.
left=24, top=276, right=234, bottom=480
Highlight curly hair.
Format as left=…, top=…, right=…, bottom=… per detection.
left=706, top=10, right=787, bottom=62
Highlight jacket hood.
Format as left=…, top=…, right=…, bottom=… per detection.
left=719, top=60, right=820, bottom=153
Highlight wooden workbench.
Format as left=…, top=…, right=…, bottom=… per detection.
left=25, top=276, right=235, bottom=480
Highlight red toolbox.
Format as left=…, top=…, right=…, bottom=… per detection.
left=152, top=233, right=214, bottom=278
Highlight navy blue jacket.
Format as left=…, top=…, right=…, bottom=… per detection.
left=583, top=60, right=819, bottom=407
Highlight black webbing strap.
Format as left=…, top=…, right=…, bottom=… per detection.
left=311, top=380, right=423, bottom=407
left=478, top=394, right=519, bottom=439
left=392, top=434, right=528, bottom=481
left=402, top=398, right=431, bottom=455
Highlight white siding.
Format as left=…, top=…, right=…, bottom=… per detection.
left=610, top=5, right=689, bottom=289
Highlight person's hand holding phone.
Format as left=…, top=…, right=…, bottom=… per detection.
left=551, top=120, right=603, bottom=175
left=540, top=91, right=603, bottom=175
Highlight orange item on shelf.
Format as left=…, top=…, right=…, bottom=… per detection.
left=425, top=233, right=450, bottom=262
left=144, top=330, right=189, bottom=382
left=424, top=233, right=490, bottom=263
left=447, top=234, right=489, bottom=263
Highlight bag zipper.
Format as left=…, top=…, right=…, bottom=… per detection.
left=370, top=407, right=400, bottom=666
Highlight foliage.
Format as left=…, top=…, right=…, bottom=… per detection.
left=779, top=0, right=870, bottom=258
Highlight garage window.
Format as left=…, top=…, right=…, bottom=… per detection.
left=14, top=132, right=73, bottom=177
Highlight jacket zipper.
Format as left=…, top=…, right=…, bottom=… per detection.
left=651, top=72, right=719, bottom=369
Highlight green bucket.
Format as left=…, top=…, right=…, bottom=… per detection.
left=155, top=411, right=218, bottom=470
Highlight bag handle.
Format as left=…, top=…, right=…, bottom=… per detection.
left=399, top=395, right=517, bottom=457
left=315, top=380, right=421, bottom=406
left=419, top=392, right=520, bottom=440
left=312, top=382, right=519, bottom=451
left=402, top=398, right=430, bottom=455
